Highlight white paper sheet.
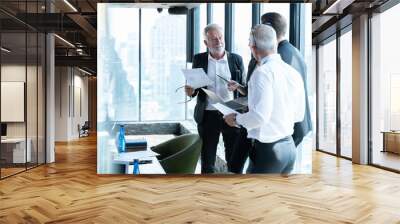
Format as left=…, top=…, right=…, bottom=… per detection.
left=181, top=68, right=213, bottom=89
left=213, top=103, right=240, bottom=128
left=202, top=88, right=224, bottom=103
left=212, top=103, right=239, bottom=116
left=114, top=151, right=159, bottom=162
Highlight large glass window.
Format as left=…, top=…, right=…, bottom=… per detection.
left=198, top=3, right=207, bottom=54
left=317, top=38, right=337, bottom=155
left=211, top=3, right=225, bottom=28
left=339, top=29, right=352, bottom=158
left=98, top=6, right=139, bottom=122
left=98, top=5, right=188, bottom=124
left=232, top=3, right=252, bottom=68
left=189, top=4, right=208, bottom=120
left=141, top=9, right=186, bottom=121
left=260, top=3, right=290, bottom=40
left=371, top=3, right=400, bottom=171
left=294, top=3, right=313, bottom=174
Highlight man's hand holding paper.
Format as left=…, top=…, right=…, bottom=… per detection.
left=181, top=68, right=213, bottom=89
left=212, top=103, right=240, bottom=128
left=184, top=85, right=194, bottom=96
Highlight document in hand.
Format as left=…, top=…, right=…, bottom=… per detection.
left=202, top=88, right=247, bottom=111
left=181, top=68, right=213, bottom=89
left=213, top=103, right=240, bottom=128
left=202, top=88, right=224, bottom=103
left=212, top=103, right=239, bottom=116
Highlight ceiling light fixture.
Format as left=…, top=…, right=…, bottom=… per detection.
left=322, top=0, right=354, bottom=15
left=54, top=34, right=75, bottom=48
left=63, top=0, right=78, bottom=12
left=78, top=67, right=92, bottom=76
left=1, top=47, right=11, bottom=53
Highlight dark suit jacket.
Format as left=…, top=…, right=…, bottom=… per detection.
left=247, top=40, right=312, bottom=146
left=192, top=52, right=245, bottom=124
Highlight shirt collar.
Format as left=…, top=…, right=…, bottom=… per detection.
left=208, top=51, right=228, bottom=62
left=259, top=53, right=281, bottom=65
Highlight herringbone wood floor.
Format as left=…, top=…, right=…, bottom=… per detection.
left=1, top=135, right=400, bottom=224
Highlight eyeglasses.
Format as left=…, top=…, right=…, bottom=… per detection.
left=175, top=85, right=193, bottom=104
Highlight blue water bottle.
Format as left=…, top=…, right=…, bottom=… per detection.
left=118, top=125, right=126, bottom=153
left=133, top=159, right=140, bottom=174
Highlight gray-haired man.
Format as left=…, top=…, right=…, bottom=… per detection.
left=185, top=24, right=245, bottom=173
left=224, top=24, right=305, bottom=174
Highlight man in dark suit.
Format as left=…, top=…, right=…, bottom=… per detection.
left=228, top=12, right=312, bottom=174
left=185, top=24, right=245, bottom=174
left=263, top=12, right=312, bottom=145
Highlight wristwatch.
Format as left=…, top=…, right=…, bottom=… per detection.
left=233, top=114, right=237, bottom=125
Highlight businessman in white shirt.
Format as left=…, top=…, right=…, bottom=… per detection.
left=224, top=24, right=305, bottom=175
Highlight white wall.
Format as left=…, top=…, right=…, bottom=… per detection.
left=1, top=65, right=40, bottom=137
left=55, top=67, right=89, bottom=141
left=1, top=63, right=46, bottom=163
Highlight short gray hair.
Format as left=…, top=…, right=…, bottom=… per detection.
left=249, top=24, right=277, bottom=52
left=203, top=23, right=223, bottom=40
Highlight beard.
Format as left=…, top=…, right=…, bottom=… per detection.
left=209, top=45, right=224, bottom=55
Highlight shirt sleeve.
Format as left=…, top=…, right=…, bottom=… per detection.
left=241, top=67, right=247, bottom=85
left=236, top=69, right=273, bottom=130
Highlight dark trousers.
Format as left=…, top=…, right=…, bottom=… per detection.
left=246, top=136, right=296, bottom=175
left=197, top=110, right=240, bottom=173
left=231, top=128, right=304, bottom=174
left=229, top=127, right=251, bottom=173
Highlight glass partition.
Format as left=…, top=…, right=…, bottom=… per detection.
left=0, top=1, right=46, bottom=179
left=1, top=30, right=28, bottom=177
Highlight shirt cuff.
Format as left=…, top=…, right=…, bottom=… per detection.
left=236, top=114, right=244, bottom=127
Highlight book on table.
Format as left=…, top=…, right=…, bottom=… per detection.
left=125, top=136, right=147, bottom=152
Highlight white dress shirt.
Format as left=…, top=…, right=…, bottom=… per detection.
left=205, top=52, right=233, bottom=110
left=236, top=54, right=305, bottom=143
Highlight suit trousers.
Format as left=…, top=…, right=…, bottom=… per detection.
left=197, top=110, right=240, bottom=173
left=228, top=127, right=251, bottom=173
left=246, top=136, right=296, bottom=175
